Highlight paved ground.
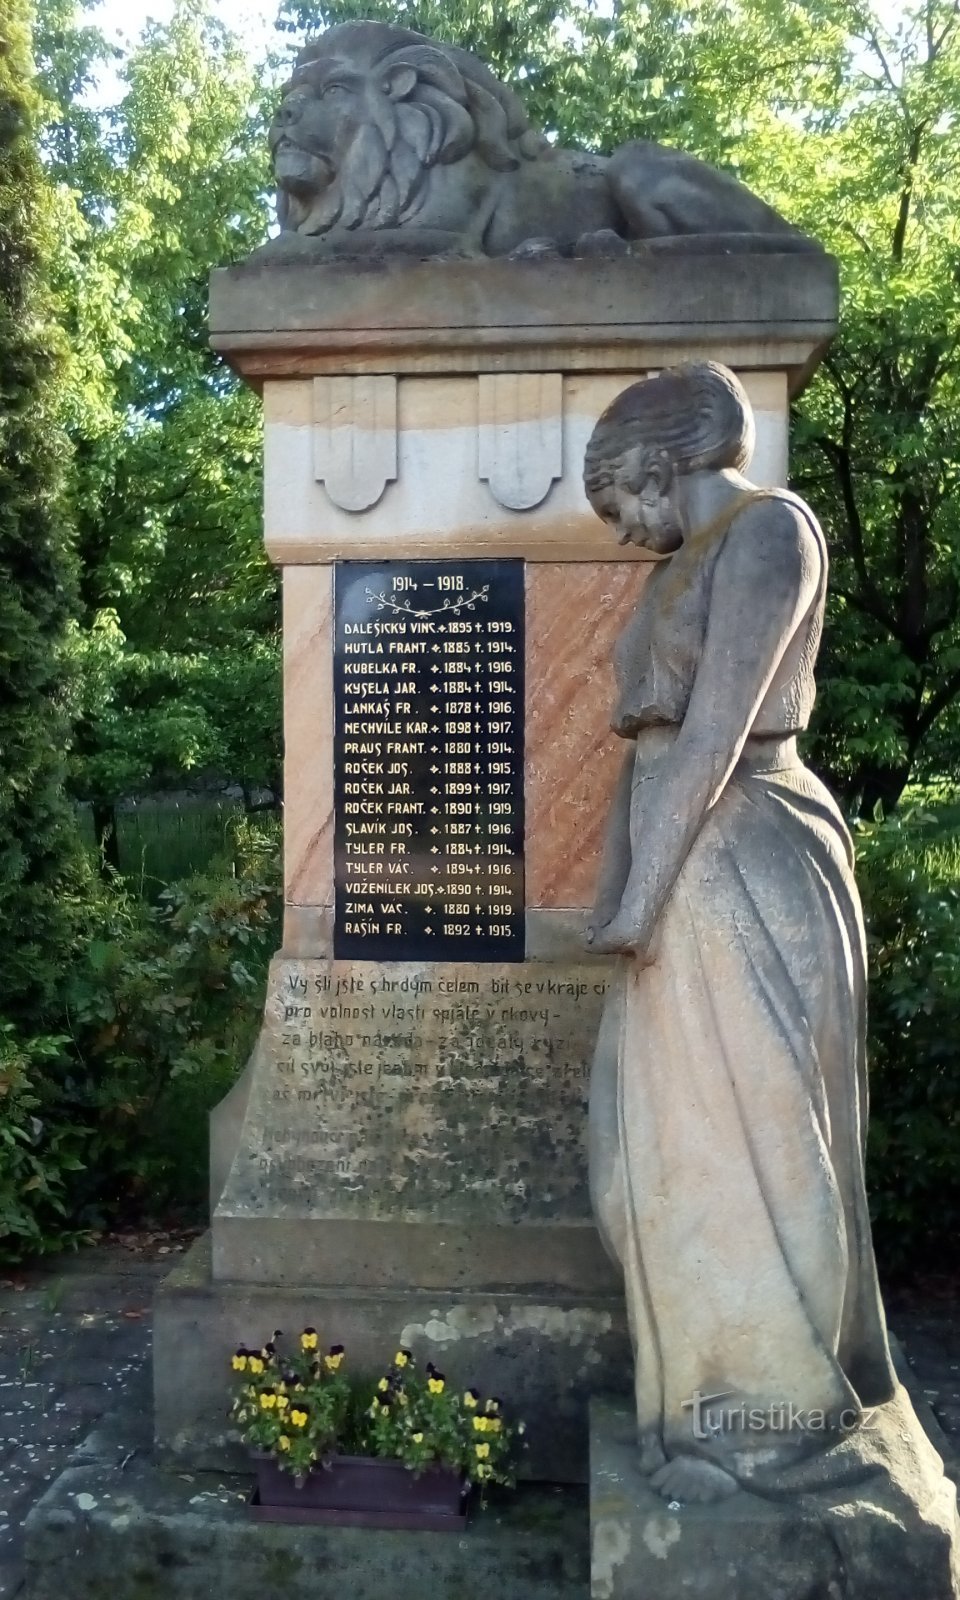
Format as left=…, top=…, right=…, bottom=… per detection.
left=0, top=1242, right=956, bottom=1599
left=0, top=1237, right=183, bottom=1600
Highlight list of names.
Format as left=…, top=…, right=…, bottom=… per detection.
left=333, top=559, right=525, bottom=962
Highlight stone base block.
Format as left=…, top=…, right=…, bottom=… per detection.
left=154, top=1235, right=628, bottom=1482
left=589, top=1394, right=960, bottom=1600
left=23, top=1459, right=588, bottom=1600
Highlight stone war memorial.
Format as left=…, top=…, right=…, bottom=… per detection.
left=23, top=20, right=960, bottom=1600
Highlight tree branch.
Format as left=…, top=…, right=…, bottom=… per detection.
left=812, top=372, right=897, bottom=633
left=892, top=123, right=926, bottom=263
left=932, top=0, right=960, bottom=60
left=917, top=661, right=960, bottom=736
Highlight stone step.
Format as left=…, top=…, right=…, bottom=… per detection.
left=23, top=1458, right=588, bottom=1600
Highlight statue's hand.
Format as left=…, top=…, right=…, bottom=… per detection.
left=587, top=914, right=658, bottom=964
left=588, top=915, right=641, bottom=956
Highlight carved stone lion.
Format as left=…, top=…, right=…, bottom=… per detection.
left=269, top=22, right=817, bottom=258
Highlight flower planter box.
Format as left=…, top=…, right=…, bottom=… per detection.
left=249, top=1453, right=468, bottom=1530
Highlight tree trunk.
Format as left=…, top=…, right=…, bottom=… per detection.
left=853, top=761, right=914, bottom=818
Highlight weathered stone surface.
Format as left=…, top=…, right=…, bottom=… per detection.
left=584, top=364, right=898, bottom=1504
left=153, top=1236, right=628, bottom=1481
left=212, top=956, right=620, bottom=1292
left=23, top=1458, right=589, bottom=1600
left=209, top=253, right=839, bottom=397
left=268, top=23, right=816, bottom=258
left=590, top=1393, right=960, bottom=1600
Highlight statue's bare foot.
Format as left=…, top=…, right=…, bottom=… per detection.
left=649, top=1457, right=739, bottom=1505
left=574, top=227, right=630, bottom=258
left=508, top=236, right=561, bottom=260
left=637, top=1432, right=667, bottom=1474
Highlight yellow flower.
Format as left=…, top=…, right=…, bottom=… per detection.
left=412, top=1432, right=424, bottom=1444
left=475, top=1443, right=491, bottom=1460
left=394, top=1349, right=411, bottom=1368
left=300, top=1328, right=319, bottom=1352
left=476, top=1463, right=493, bottom=1481
left=463, top=1390, right=479, bottom=1409
left=278, top=1435, right=291, bottom=1452
left=371, top=1397, right=381, bottom=1413
left=489, top=1418, right=502, bottom=1433
left=290, top=1408, right=309, bottom=1428
left=276, top=1395, right=289, bottom=1412
left=377, top=1377, right=390, bottom=1393
left=427, top=1377, right=445, bottom=1395
left=231, top=1351, right=248, bottom=1373
left=324, top=1344, right=344, bottom=1372
left=259, top=1392, right=277, bottom=1411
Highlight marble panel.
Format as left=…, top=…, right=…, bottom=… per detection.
left=525, top=564, right=647, bottom=910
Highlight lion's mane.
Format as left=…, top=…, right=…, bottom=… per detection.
left=275, top=23, right=546, bottom=236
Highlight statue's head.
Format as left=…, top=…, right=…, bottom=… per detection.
left=270, top=22, right=545, bottom=236
left=583, top=362, right=755, bottom=553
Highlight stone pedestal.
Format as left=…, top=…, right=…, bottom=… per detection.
left=153, top=250, right=839, bottom=1479
left=590, top=1394, right=960, bottom=1600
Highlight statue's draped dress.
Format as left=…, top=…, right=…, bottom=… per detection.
left=590, top=492, right=896, bottom=1482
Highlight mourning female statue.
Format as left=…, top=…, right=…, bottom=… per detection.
left=583, top=361, right=899, bottom=1507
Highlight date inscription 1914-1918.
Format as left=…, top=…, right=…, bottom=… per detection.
left=333, top=559, right=525, bottom=962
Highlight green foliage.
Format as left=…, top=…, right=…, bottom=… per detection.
left=230, top=1333, right=522, bottom=1490
left=0, top=0, right=86, bottom=1021
left=0, top=1026, right=86, bottom=1256
left=856, top=809, right=960, bottom=1271
left=34, top=0, right=280, bottom=822
left=59, top=815, right=281, bottom=1218
left=0, top=817, right=281, bottom=1262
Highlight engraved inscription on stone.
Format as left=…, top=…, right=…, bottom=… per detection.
left=333, top=558, right=525, bottom=962
left=242, top=960, right=609, bottom=1224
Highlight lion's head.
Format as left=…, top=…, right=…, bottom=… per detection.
left=270, top=22, right=546, bottom=236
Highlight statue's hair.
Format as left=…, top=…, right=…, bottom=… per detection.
left=583, top=363, right=755, bottom=518
left=282, top=23, right=545, bottom=178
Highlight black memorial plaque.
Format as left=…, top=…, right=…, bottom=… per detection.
left=333, top=559, right=525, bottom=962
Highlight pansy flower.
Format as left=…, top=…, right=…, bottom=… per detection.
left=231, top=1347, right=248, bottom=1373
left=462, top=1388, right=479, bottom=1410
left=427, top=1371, right=446, bottom=1395
left=300, top=1327, right=319, bottom=1352
left=290, top=1407, right=309, bottom=1429
left=324, top=1344, right=345, bottom=1371
left=394, top=1348, right=412, bottom=1369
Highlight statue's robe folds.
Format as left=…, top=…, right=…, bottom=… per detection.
left=590, top=494, right=896, bottom=1486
